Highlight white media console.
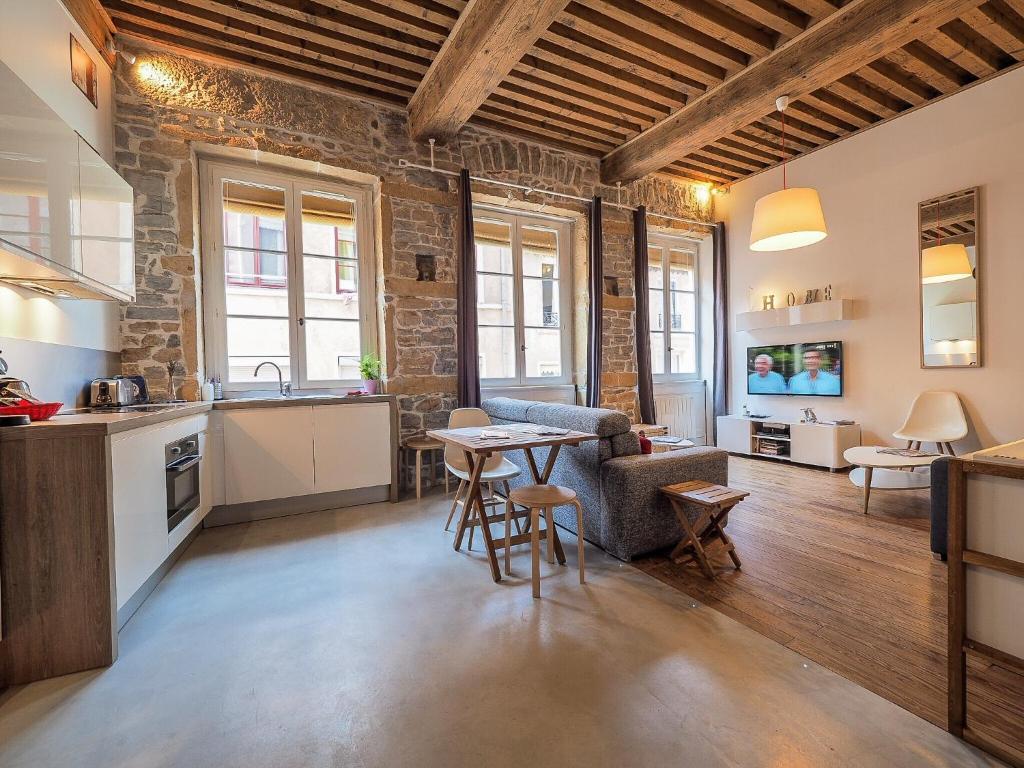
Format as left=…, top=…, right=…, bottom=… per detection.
left=716, top=415, right=862, bottom=471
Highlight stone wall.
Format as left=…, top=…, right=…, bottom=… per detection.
left=113, top=45, right=712, bottom=431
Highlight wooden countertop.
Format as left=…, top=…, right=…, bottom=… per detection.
left=0, top=394, right=397, bottom=440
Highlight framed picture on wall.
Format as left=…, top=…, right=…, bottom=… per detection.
left=70, top=34, right=98, bottom=108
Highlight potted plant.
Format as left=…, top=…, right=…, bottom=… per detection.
left=358, top=352, right=382, bottom=394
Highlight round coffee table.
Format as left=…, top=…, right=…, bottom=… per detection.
left=843, top=446, right=942, bottom=514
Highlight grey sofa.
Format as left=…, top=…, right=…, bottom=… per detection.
left=481, top=397, right=729, bottom=561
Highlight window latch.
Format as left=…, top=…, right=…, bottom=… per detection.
left=520, top=344, right=526, bottom=352
left=298, top=317, right=305, bottom=326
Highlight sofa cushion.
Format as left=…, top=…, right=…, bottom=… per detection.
left=525, top=401, right=631, bottom=438
left=480, top=397, right=535, bottom=423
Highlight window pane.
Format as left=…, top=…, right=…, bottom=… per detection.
left=304, top=256, right=359, bottom=319
left=649, top=288, right=664, bottom=331
left=523, top=276, right=560, bottom=327
left=670, top=333, right=697, bottom=374
left=669, top=249, right=695, bottom=291
left=522, top=226, right=559, bottom=278
left=301, top=191, right=356, bottom=257
left=525, top=328, right=562, bottom=378
left=478, top=326, right=516, bottom=379
left=474, top=219, right=513, bottom=273
left=650, top=333, right=665, bottom=375
left=304, top=319, right=360, bottom=381
left=224, top=252, right=289, bottom=316
left=477, top=273, right=514, bottom=325
left=648, top=248, right=663, bottom=289
left=222, top=181, right=286, bottom=251
left=669, top=291, right=695, bottom=332
left=226, top=316, right=290, bottom=383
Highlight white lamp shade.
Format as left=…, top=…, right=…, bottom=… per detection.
left=749, top=187, right=828, bottom=252
left=921, top=242, right=972, bottom=284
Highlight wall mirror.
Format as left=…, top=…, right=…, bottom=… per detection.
left=919, top=187, right=980, bottom=368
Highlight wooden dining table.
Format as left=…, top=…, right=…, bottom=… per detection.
left=425, top=424, right=598, bottom=582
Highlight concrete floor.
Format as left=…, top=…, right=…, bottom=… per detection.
left=0, top=493, right=1003, bottom=768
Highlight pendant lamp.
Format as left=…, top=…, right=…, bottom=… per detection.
left=921, top=197, right=972, bottom=284
left=749, top=96, right=828, bottom=252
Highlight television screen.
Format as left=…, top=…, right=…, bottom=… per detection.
left=746, top=341, right=843, bottom=397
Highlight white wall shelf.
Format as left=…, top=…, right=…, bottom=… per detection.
left=736, top=298, right=854, bottom=332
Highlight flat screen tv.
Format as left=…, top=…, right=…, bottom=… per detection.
left=746, top=341, right=843, bottom=397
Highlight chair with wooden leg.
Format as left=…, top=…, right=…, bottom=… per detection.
left=507, top=484, right=585, bottom=598
left=442, top=409, right=521, bottom=542
left=893, top=391, right=968, bottom=456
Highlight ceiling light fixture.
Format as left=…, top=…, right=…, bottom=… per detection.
left=921, top=196, right=972, bottom=284
left=749, top=95, right=828, bottom=252
left=104, top=38, right=137, bottom=65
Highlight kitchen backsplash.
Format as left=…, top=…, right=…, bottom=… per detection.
left=0, top=337, right=120, bottom=409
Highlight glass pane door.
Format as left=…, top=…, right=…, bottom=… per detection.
left=220, top=179, right=291, bottom=384
left=475, top=218, right=517, bottom=382
left=298, top=190, right=362, bottom=383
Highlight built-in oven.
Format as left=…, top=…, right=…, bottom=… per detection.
left=166, top=433, right=201, bottom=532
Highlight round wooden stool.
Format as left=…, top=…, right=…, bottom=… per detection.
left=507, top=484, right=585, bottom=598
left=402, top=435, right=448, bottom=499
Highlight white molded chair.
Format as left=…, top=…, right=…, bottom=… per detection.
left=443, top=408, right=521, bottom=535
left=893, top=391, right=968, bottom=455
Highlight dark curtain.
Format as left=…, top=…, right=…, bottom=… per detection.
left=456, top=169, right=480, bottom=408
left=585, top=196, right=603, bottom=409
left=632, top=206, right=656, bottom=424
left=712, top=222, right=728, bottom=438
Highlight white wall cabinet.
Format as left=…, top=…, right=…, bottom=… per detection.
left=222, top=407, right=316, bottom=504
left=312, top=403, right=391, bottom=493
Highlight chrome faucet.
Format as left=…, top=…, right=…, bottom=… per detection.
left=254, top=361, right=291, bottom=396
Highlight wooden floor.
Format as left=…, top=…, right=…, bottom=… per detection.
left=634, top=456, right=1024, bottom=755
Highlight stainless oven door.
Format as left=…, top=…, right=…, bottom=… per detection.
left=166, top=452, right=201, bottom=532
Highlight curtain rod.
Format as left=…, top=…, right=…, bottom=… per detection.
left=396, top=158, right=715, bottom=229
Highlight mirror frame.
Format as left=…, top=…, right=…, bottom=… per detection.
left=917, top=186, right=982, bottom=369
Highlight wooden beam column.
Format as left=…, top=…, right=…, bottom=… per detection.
left=600, top=0, right=985, bottom=183
left=408, top=0, right=570, bottom=142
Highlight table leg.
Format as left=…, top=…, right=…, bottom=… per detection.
left=863, top=466, right=873, bottom=514
left=670, top=499, right=716, bottom=579
left=468, top=451, right=501, bottom=582
left=454, top=452, right=484, bottom=551
left=540, top=444, right=562, bottom=483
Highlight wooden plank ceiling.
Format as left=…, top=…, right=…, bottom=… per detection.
left=101, top=0, right=1024, bottom=187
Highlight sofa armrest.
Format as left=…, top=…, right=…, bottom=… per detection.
left=597, top=447, right=729, bottom=560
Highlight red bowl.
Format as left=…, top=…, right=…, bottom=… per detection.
left=0, top=401, right=63, bottom=421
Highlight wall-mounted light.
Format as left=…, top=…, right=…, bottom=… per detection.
left=694, top=184, right=712, bottom=206
left=104, top=38, right=136, bottom=65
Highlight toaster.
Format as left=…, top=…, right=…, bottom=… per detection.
left=90, top=377, right=138, bottom=407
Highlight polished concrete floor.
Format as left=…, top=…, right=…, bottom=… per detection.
left=0, top=492, right=1003, bottom=768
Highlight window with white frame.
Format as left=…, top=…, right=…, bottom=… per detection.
left=200, top=161, right=376, bottom=390
left=647, top=233, right=699, bottom=380
left=474, top=209, right=572, bottom=386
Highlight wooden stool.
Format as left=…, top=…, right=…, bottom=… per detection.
left=660, top=480, right=747, bottom=580
left=402, top=436, right=448, bottom=499
left=507, top=484, right=585, bottom=598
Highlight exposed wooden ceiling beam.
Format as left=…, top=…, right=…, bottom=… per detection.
left=61, top=0, right=118, bottom=65
left=408, top=0, right=570, bottom=141
left=600, top=0, right=986, bottom=183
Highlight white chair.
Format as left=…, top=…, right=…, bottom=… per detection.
left=443, top=408, right=521, bottom=541
left=893, top=391, right=968, bottom=455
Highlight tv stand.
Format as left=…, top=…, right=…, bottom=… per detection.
left=716, top=415, right=861, bottom=471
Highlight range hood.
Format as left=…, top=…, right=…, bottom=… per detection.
left=0, top=62, right=135, bottom=302
left=0, top=236, right=130, bottom=300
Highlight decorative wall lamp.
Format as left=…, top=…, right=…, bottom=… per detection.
left=749, top=96, right=828, bottom=252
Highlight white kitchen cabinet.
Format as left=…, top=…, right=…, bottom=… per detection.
left=312, top=403, right=392, bottom=493
left=110, top=415, right=203, bottom=611
left=222, top=407, right=316, bottom=504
